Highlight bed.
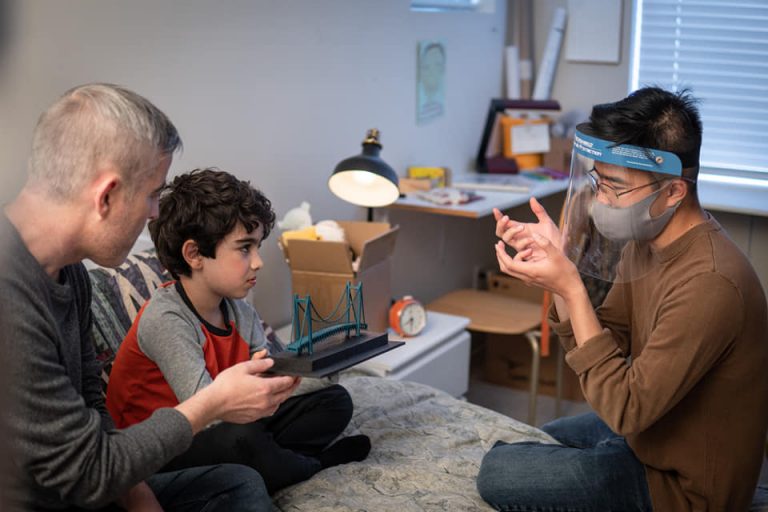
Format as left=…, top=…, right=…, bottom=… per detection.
left=271, top=373, right=554, bottom=511
left=88, top=250, right=555, bottom=511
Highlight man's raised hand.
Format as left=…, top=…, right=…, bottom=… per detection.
left=492, top=197, right=562, bottom=260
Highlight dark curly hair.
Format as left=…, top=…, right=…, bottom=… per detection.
left=149, top=168, right=275, bottom=279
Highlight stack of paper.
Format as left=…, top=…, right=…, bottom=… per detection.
left=451, top=173, right=532, bottom=193
left=416, top=188, right=483, bottom=205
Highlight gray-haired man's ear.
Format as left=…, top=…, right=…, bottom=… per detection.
left=94, top=174, right=120, bottom=219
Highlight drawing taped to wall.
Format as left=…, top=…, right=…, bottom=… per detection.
left=417, top=40, right=446, bottom=124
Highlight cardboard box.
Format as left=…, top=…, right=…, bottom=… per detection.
left=481, top=270, right=583, bottom=401
left=484, top=333, right=583, bottom=401
left=486, top=270, right=544, bottom=303
left=280, top=221, right=398, bottom=332
left=543, top=136, right=573, bottom=173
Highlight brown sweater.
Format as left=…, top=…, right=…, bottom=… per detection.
left=552, top=216, right=768, bottom=512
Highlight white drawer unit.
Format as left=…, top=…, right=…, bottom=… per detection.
left=381, top=329, right=471, bottom=398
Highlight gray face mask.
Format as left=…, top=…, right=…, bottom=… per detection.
left=590, top=186, right=679, bottom=242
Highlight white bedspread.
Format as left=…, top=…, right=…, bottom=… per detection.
left=273, top=375, right=555, bottom=511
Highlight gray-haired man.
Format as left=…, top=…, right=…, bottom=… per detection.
left=0, top=83, right=300, bottom=511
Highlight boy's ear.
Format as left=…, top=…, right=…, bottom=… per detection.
left=182, top=239, right=203, bottom=270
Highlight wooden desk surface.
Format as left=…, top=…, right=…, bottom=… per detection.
left=388, top=177, right=568, bottom=219
left=428, top=289, right=542, bottom=335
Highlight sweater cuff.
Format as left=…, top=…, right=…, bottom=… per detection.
left=565, top=329, right=619, bottom=375
left=148, top=408, right=194, bottom=457
left=548, top=302, right=577, bottom=352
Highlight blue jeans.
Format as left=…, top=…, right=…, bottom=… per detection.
left=147, top=463, right=271, bottom=511
left=477, top=412, right=653, bottom=511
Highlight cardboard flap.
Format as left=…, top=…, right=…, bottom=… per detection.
left=284, top=238, right=352, bottom=273
left=338, top=221, right=392, bottom=256
left=357, top=225, right=399, bottom=272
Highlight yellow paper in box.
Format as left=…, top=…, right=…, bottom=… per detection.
left=407, top=166, right=449, bottom=188
left=280, top=226, right=318, bottom=247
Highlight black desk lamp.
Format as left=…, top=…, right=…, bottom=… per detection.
left=329, top=129, right=400, bottom=221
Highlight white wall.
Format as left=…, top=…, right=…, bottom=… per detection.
left=532, top=0, right=633, bottom=114
left=0, top=0, right=507, bottom=326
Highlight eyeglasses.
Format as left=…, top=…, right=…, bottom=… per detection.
left=587, top=168, right=662, bottom=199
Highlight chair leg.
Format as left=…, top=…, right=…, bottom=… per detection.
left=524, top=330, right=541, bottom=425
left=555, top=341, right=564, bottom=418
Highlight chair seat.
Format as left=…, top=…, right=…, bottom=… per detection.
left=427, top=289, right=541, bottom=335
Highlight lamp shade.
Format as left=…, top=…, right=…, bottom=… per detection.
left=328, top=129, right=400, bottom=208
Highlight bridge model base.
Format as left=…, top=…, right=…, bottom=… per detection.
left=269, top=331, right=404, bottom=378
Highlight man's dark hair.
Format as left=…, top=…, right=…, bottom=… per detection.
left=584, top=86, right=703, bottom=185
left=149, top=168, right=275, bottom=279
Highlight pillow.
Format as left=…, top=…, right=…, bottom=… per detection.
left=89, top=250, right=171, bottom=385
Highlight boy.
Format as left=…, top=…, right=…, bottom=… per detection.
left=106, top=168, right=371, bottom=494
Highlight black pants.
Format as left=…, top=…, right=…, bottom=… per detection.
left=161, top=384, right=353, bottom=494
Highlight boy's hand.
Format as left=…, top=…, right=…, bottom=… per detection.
left=210, top=360, right=299, bottom=423
left=251, top=349, right=303, bottom=386
left=251, top=348, right=301, bottom=393
left=251, top=349, right=268, bottom=360
left=176, top=358, right=299, bottom=432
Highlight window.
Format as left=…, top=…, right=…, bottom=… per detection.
left=411, top=0, right=486, bottom=12
left=630, top=0, right=768, bottom=184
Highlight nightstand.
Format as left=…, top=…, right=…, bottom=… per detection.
left=275, top=311, right=471, bottom=398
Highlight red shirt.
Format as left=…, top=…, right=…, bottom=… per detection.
left=106, top=283, right=252, bottom=428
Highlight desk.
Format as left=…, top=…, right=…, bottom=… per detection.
left=388, top=177, right=568, bottom=219
left=427, top=289, right=551, bottom=424
left=276, top=311, right=471, bottom=398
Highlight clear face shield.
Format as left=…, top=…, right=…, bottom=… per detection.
left=562, top=126, right=685, bottom=283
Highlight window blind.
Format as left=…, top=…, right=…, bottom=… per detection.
left=631, top=0, right=768, bottom=179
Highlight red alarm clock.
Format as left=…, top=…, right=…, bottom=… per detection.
left=389, top=296, right=427, bottom=337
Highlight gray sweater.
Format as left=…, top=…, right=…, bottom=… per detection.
left=0, top=216, right=193, bottom=510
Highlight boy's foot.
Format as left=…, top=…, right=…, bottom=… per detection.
left=317, top=435, right=371, bottom=468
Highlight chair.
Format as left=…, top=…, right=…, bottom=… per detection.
left=427, top=271, right=562, bottom=425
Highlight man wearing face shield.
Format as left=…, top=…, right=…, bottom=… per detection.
left=476, top=87, right=768, bottom=512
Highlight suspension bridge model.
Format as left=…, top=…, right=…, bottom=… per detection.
left=270, top=282, right=403, bottom=377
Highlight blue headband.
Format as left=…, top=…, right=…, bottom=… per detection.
left=573, top=129, right=683, bottom=177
